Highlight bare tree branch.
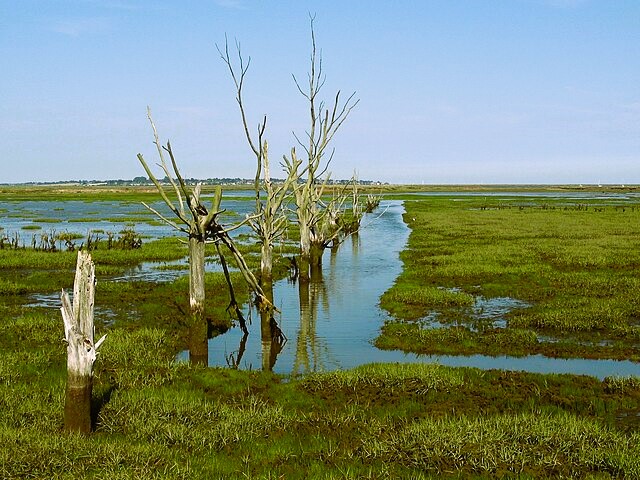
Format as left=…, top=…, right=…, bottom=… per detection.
left=141, top=201, right=189, bottom=234
left=146, top=107, right=187, bottom=219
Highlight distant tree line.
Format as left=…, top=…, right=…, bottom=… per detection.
left=3, top=177, right=385, bottom=187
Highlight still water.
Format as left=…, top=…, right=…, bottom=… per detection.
left=187, top=200, right=639, bottom=379
left=0, top=197, right=253, bottom=242
left=201, top=201, right=412, bottom=374
left=4, top=195, right=638, bottom=379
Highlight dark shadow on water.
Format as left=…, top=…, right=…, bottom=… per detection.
left=260, top=314, right=286, bottom=371
left=259, top=280, right=286, bottom=371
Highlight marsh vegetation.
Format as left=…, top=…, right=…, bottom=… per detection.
left=2, top=307, right=639, bottom=478
left=0, top=186, right=639, bottom=477
left=378, top=194, right=640, bottom=364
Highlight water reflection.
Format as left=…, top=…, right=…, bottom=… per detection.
left=420, top=354, right=640, bottom=380
left=201, top=200, right=639, bottom=379
left=259, top=281, right=287, bottom=371
left=293, top=271, right=332, bottom=374
left=14, top=196, right=635, bottom=378
left=187, top=319, right=209, bottom=366
left=226, top=332, right=248, bottom=368
left=260, top=315, right=284, bottom=371
left=0, top=196, right=257, bottom=245
left=205, top=201, right=409, bottom=373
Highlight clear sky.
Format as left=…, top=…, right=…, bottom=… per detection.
left=1, top=0, right=639, bottom=184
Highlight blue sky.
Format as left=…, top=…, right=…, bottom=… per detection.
left=1, top=0, right=638, bottom=184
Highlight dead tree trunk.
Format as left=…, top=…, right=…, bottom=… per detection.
left=309, top=242, right=324, bottom=272
left=60, top=251, right=106, bottom=434
left=298, top=216, right=312, bottom=282
left=219, top=43, right=302, bottom=285
left=138, top=109, right=275, bottom=363
left=188, top=235, right=206, bottom=322
left=286, top=17, right=358, bottom=281
left=187, top=234, right=208, bottom=364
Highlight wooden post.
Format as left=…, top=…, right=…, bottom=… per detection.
left=60, top=251, right=106, bottom=434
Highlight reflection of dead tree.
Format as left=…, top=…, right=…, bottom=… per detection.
left=260, top=315, right=286, bottom=371
left=137, top=109, right=272, bottom=342
left=219, top=40, right=303, bottom=284
left=259, top=282, right=286, bottom=371
left=293, top=280, right=314, bottom=374
left=284, top=17, right=359, bottom=281
left=292, top=269, right=332, bottom=375
left=226, top=332, right=249, bottom=369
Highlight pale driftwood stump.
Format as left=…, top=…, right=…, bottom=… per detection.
left=60, top=251, right=106, bottom=433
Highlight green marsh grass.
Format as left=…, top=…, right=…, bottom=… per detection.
left=377, top=322, right=540, bottom=357
left=0, top=236, right=186, bottom=270
left=362, top=411, right=640, bottom=477
left=378, top=196, right=640, bottom=360
left=0, top=237, right=190, bottom=299
left=603, top=375, right=640, bottom=394
left=382, top=285, right=474, bottom=319
left=1, top=304, right=640, bottom=479
left=97, top=328, right=181, bottom=388
left=68, top=217, right=106, bottom=222
left=55, top=231, right=85, bottom=241
left=300, top=363, right=465, bottom=394
left=33, top=218, right=63, bottom=223
left=0, top=278, right=30, bottom=295
left=153, top=263, right=189, bottom=271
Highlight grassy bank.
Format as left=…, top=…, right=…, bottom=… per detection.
left=1, top=307, right=639, bottom=478
left=0, top=236, right=188, bottom=298
left=377, top=195, right=640, bottom=361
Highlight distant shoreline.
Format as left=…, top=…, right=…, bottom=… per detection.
left=0, top=182, right=638, bottom=203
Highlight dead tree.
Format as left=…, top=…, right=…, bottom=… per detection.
left=137, top=109, right=272, bottom=339
left=219, top=40, right=303, bottom=285
left=336, top=174, right=364, bottom=238
left=364, top=192, right=382, bottom=213
left=285, top=17, right=359, bottom=281
left=60, top=250, right=106, bottom=434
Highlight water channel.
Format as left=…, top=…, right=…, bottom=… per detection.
left=193, top=200, right=639, bottom=379
left=3, top=194, right=639, bottom=379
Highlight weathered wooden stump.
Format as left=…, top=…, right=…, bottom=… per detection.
left=60, top=251, right=106, bottom=434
